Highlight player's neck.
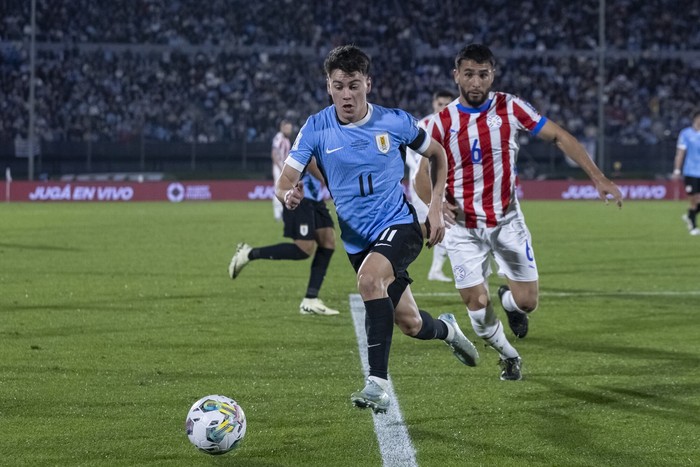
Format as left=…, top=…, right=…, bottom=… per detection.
left=458, top=96, right=489, bottom=109
left=336, top=103, right=370, bottom=125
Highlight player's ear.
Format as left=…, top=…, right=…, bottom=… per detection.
left=452, top=68, right=459, bottom=84
left=326, top=77, right=331, bottom=95
left=366, top=76, right=371, bottom=95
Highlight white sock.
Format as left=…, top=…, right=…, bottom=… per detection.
left=502, top=290, right=527, bottom=315
left=429, top=243, right=448, bottom=274
left=368, top=375, right=389, bottom=391
left=468, top=306, right=519, bottom=359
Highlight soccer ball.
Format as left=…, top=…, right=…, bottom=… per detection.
left=185, top=394, right=247, bottom=455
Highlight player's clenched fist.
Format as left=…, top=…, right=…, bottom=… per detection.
left=283, top=182, right=304, bottom=210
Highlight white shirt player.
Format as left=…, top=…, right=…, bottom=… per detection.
left=272, top=131, right=290, bottom=181
left=271, top=129, right=291, bottom=221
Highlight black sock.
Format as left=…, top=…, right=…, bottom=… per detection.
left=249, top=243, right=310, bottom=261
left=413, top=310, right=449, bottom=340
left=305, top=247, right=334, bottom=299
left=387, top=276, right=409, bottom=308
left=364, top=298, right=394, bottom=380
left=689, top=208, right=698, bottom=228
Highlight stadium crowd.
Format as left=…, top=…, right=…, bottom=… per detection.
left=4, top=0, right=699, bottom=51
left=1, top=0, right=699, bottom=146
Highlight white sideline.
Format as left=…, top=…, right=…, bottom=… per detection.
left=412, top=290, right=700, bottom=297
left=349, top=294, right=418, bottom=467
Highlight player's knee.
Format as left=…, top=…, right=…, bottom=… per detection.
left=321, top=230, right=337, bottom=249
left=294, top=241, right=315, bottom=257
left=357, top=272, right=388, bottom=300
left=395, top=315, right=421, bottom=336
left=316, top=228, right=336, bottom=249
left=318, top=237, right=335, bottom=250
left=519, top=299, right=538, bottom=313
left=513, top=292, right=538, bottom=313
left=461, top=292, right=489, bottom=310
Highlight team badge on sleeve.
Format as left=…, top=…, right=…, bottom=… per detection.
left=375, top=133, right=390, bottom=153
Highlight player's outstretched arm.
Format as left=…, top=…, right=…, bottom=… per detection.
left=275, top=164, right=304, bottom=210
left=414, top=157, right=432, bottom=206
left=538, top=120, right=623, bottom=208
left=421, top=138, right=447, bottom=247
left=415, top=146, right=457, bottom=228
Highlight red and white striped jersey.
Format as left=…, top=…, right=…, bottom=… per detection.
left=428, top=92, right=546, bottom=228
left=272, top=131, right=291, bottom=170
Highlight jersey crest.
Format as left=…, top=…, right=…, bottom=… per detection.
left=487, top=114, right=503, bottom=129
left=375, top=133, right=390, bottom=153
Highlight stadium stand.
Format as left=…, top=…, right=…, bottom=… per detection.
left=1, top=0, right=698, bottom=177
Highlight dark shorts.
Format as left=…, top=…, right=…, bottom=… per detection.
left=282, top=198, right=334, bottom=240
left=347, top=219, right=423, bottom=306
left=684, top=176, right=700, bottom=195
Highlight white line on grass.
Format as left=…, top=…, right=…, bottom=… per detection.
left=412, top=290, right=700, bottom=297
left=349, top=294, right=418, bottom=467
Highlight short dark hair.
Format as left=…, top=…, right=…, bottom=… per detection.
left=455, top=44, right=496, bottom=69
left=324, top=45, right=371, bottom=76
left=433, top=89, right=455, bottom=101
left=693, top=109, right=700, bottom=120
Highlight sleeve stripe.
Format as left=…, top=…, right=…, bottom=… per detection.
left=408, top=128, right=431, bottom=154
left=531, top=116, right=547, bottom=136
left=284, top=156, right=305, bottom=172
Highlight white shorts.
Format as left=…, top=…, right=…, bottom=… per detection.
left=444, top=216, right=538, bottom=289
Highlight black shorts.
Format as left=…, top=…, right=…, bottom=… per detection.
left=684, top=176, right=700, bottom=195
left=347, top=220, right=423, bottom=306
left=282, top=198, right=334, bottom=240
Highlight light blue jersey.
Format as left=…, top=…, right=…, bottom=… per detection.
left=301, top=172, right=324, bottom=202
left=677, top=126, right=700, bottom=177
left=287, top=103, right=429, bottom=254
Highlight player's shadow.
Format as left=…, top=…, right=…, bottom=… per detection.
left=1, top=293, right=214, bottom=313
left=533, top=377, right=700, bottom=424
left=0, top=241, right=83, bottom=252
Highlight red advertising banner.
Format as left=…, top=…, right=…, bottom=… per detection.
left=518, top=179, right=682, bottom=201
left=0, top=179, right=683, bottom=203
left=0, top=180, right=273, bottom=202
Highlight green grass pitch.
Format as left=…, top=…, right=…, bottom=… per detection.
left=1, top=200, right=698, bottom=466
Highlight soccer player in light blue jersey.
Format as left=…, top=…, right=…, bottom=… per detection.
left=229, top=158, right=340, bottom=316
left=673, top=109, right=700, bottom=235
left=275, top=45, right=479, bottom=414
